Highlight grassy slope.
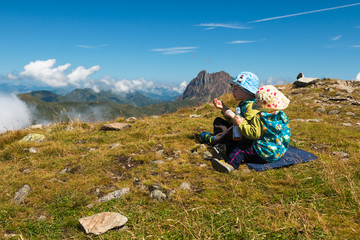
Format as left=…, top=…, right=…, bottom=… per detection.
left=1, top=80, right=360, bottom=239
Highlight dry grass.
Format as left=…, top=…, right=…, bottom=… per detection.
left=0, top=80, right=360, bottom=239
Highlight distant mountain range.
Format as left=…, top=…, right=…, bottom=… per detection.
left=15, top=70, right=234, bottom=123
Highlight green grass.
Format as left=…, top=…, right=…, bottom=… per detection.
left=1, top=80, right=360, bottom=239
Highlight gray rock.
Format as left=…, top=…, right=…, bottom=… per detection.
left=328, top=110, right=340, bottom=115
left=89, top=148, right=96, bottom=152
left=332, top=151, right=349, bottom=159
left=152, top=116, right=159, bottom=119
left=294, top=76, right=320, bottom=87
left=341, top=123, right=352, bottom=127
left=203, top=151, right=213, bottom=159
left=97, top=188, right=130, bottom=203
left=13, top=184, right=31, bottom=204
left=29, top=124, right=43, bottom=130
left=109, top=143, right=120, bottom=149
left=150, top=189, right=167, bottom=201
left=79, top=212, right=128, bottom=235
left=125, top=117, right=137, bottom=122
left=190, top=115, right=201, bottom=118
left=316, top=107, right=326, bottom=113
left=28, top=147, right=38, bottom=153
left=59, top=168, right=69, bottom=174
left=345, top=112, right=356, bottom=116
left=179, top=182, right=191, bottom=191
left=199, top=163, right=207, bottom=168
left=100, top=123, right=131, bottom=131
left=156, top=150, right=165, bottom=157
left=20, top=134, right=46, bottom=143
left=152, top=160, right=165, bottom=165
left=38, top=215, right=47, bottom=221
left=307, top=119, right=322, bottom=123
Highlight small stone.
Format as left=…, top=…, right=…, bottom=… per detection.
left=152, top=160, right=165, bottom=165
left=20, top=134, right=46, bottom=143
left=97, top=188, right=130, bottom=203
left=38, top=215, right=47, bottom=221
left=125, top=117, right=137, bottom=123
left=307, top=119, right=322, bottom=123
left=341, top=123, right=352, bottom=127
left=109, top=143, right=120, bottom=149
left=328, top=110, right=340, bottom=115
left=156, top=149, right=165, bottom=157
left=190, top=115, right=201, bottom=118
left=316, top=107, right=326, bottom=113
left=89, top=148, right=96, bottom=152
left=345, top=112, right=356, bottom=116
left=29, top=124, right=43, bottom=130
left=150, top=189, right=167, bottom=201
left=79, top=212, right=128, bottom=235
left=149, top=184, right=162, bottom=192
left=199, top=164, right=207, bottom=168
left=28, top=147, right=38, bottom=153
left=100, top=123, right=131, bottom=131
left=332, top=151, right=349, bottom=159
left=179, top=182, right=191, bottom=191
left=152, top=116, right=159, bottom=119
left=59, top=168, right=69, bottom=174
left=203, top=151, right=213, bottom=160
left=13, top=184, right=31, bottom=204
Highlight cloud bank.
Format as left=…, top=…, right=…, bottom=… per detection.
left=0, top=94, right=32, bottom=133
left=19, top=59, right=100, bottom=87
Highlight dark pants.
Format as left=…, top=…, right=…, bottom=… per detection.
left=212, top=117, right=265, bottom=168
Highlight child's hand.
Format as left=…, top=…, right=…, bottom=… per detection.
left=213, top=98, right=224, bottom=109
left=233, top=115, right=244, bottom=126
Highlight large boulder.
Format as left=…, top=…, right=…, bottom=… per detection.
left=293, top=73, right=320, bottom=87
left=79, top=212, right=128, bottom=235
left=20, top=134, right=46, bottom=143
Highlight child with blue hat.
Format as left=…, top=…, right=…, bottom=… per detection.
left=200, top=72, right=291, bottom=173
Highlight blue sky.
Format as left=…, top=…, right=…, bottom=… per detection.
left=1, top=0, right=360, bottom=93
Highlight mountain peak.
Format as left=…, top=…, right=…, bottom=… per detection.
left=178, top=70, right=232, bottom=101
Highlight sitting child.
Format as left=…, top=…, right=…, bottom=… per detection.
left=201, top=73, right=291, bottom=173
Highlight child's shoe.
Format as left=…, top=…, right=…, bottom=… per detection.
left=200, top=132, right=214, bottom=144
left=211, top=144, right=227, bottom=160
left=211, top=158, right=234, bottom=173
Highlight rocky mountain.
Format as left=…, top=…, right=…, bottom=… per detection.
left=177, top=70, right=232, bottom=102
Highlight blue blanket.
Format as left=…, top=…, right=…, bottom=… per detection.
left=245, top=145, right=318, bottom=171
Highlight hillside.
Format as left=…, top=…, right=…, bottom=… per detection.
left=1, top=78, right=360, bottom=239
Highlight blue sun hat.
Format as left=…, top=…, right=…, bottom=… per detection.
left=230, top=71, right=259, bottom=95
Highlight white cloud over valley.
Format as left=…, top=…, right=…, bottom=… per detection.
left=0, top=94, right=32, bottom=133
left=18, top=59, right=100, bottom=87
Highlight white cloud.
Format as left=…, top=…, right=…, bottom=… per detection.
left=331, top=35, right=342, bottom=41
left=75, top=44, right=110, bottom=49
left=68, top=65, right=100, bottom=86
left=356, top=72, right=360, bottom=81
left=151, top=47, right=199, bottom=55
left=18, top=59, right=100, bottom=87
left=351, top=45, right=360, bottom=48
left=0, top=94, right=32, bottom=133
left=196, top=23, right=250, bottom=30
left=7, top=73, right=18, bottom=80
left=228, top=40, right=256, bottom=44
left=249, top=3, right=360, bottom=23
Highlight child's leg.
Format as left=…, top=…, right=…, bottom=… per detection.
left=213, top=117, right=233, bottom=144
left=227, top=142, right=263, bottom=169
